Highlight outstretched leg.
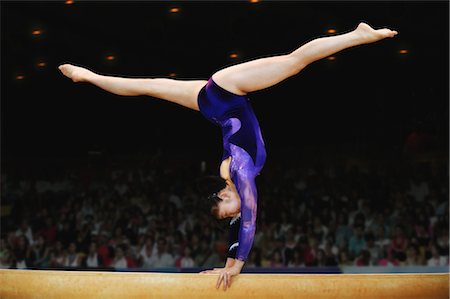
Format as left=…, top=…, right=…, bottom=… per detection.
left=212, top=22, right=398, bottom=95
left=58, top=65, right=207, bottom=111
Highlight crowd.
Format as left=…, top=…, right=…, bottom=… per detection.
left=1, top=149, right=448, bottom=271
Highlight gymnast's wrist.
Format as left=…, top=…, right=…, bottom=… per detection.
left=232, top=259, right=245, bottom=271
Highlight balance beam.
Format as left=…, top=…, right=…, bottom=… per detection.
left=0, top=270, right=448, bottom=299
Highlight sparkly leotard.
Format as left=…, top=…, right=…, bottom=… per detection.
left=197, top=78, right=266, bottom=261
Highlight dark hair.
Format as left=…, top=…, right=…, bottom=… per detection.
left=195, top=175, right=227, bottom=218
left=195, top=175, right=229, bottom=230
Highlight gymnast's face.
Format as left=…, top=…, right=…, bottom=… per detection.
left=216, top=180, right=241, bottom=219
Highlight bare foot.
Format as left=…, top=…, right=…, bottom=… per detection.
left=58, top=64, right=96, bottom=82
left=354, top=22, right=398, bottom=44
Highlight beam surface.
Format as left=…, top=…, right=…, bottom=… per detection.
left=0, top=269, right=448, bottom=299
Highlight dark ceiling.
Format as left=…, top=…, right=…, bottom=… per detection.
left=1, top=1, right=449, bottom=159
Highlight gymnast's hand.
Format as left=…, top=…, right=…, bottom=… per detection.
left=200, top=266, right=241, bottom=291
left=200, top=260, right=244, bottom=291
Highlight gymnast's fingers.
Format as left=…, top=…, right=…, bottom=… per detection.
left=223, top=273, right=228, bottom=291
left=216, top=274, right=223, bottom=289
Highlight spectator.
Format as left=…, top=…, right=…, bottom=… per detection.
left=364, top=233, right=381, bottom=265
left=246, top=247, right=262, bottom=268
left=147, top=238, right=175, bottom=268
left=335, top=213, right=352, bottom=251
left=97, top=232, right=113, bottom=267
left=39, top=217, right=57, bottom=244
left=338, top=250, right=353, bottom=267
left=32, top=235, right=51, bottom=268
left=403, top=246, right=423, bottom=266
left=64, top=242, right=82, bottom=268
left=427, top=244, right=449, bottom=266
left=194, top=237, right=221, bottom=268
left=82, top=242, right=104, bottom=268
left=1, top=151, right=448, bottom=270
left=378, top=245, right=400, bottom=267
left=56, top=222, right=76, bottom=248
left=355, top=249, right=372, bottom=266
left=111, top=245, right=128, bottom=269
left=176, top=246, right=195, bottom=268
left=287, top=247, right=305, bottom=267
left=311, top=249, right=327, bottom=267
left=407, top=173, right=430, bottom=203
left=124, top=244, right=138, bottom=268
left=0, top=238, right=12, bottom=269
left=270, top=250, right=284, bottom=268
left=11, top=235, right=35, bottom=269
left=414, top=223, right=430, bottom=248
left=139, top=237, right=155, bottom=268
left=15, top=220, right=34, bottom=246
left=49, top=242, right=67, bottom=268
left=389, top=225, right=408, bottom=262
left=349, top=225, right=366, bottom=259
left=311, top=216, right=328, bottom=246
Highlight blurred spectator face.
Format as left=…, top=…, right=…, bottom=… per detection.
left=308, top=236, right=317, bottom=248
left=45, top=217, right=52, bottom=227
left=114, top=227, right=122, bottom=237
left=406, top=247, right=417, bottom=259
left=126, top=246, right=134, bottom=257
left=157, top=239, right=166, bottom=253
left=359, top=250, right=371, bottom=265
left=36, top=235, right=45, bottom=247
left=183, top=247, right=191, bottom=257
left=273, top=251, right=282, bottom=263
left=286, top=229, right=294, bottom=241
left=200, top=239, right=209, bottom=251
left=88, top=243, right=97, bottom=254
left=340, top=251, right=349, bottom=263
left=145, top=238, right=153, bottom=249
left=313, top=217, right=321, bottom=227
left=7, top=232, right=15, bottom=246
left=317, top=249, right=325, bottom=261
left=191, top=235, right=199, bottom=246
left=115, top=247, right=124, bottom=258
left=142, top=244, right=151, bottom=256
left=20, top=220, right=28, bottom=231
left=394, top=226, right=403, bottom=237
left=17, top=236, right=26, bottom=248
left=354, top=226, right=364, bottom=238
left=68, top=243, right=76, bottom=254
left=431, top=245, right=439, bottom=258
left=337, top=214, right=345, bottom=225
left=375, top=226, right=385, bottom=239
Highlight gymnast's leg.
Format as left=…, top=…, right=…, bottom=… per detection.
left=212, top=22, right=398, bottom=95
left=58, top=65, right=207, bottom=111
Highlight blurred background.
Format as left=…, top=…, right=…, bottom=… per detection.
left=1, top=1, right=448, bottom=273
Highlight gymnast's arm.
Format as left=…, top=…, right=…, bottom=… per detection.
left=232, top=169, right=258, bottom=271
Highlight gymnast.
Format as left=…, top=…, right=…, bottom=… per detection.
left=58, top=22, right=397, bottom=290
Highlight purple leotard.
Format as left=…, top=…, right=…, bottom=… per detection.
left=197, top=78, right=266, bottom=261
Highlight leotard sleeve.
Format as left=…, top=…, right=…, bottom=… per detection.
left=233, top=169, right=258, bottom=262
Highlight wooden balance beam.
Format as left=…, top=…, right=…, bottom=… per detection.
left=0, top=269, right=448, bottom=299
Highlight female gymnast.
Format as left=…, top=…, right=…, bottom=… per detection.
left=58, top=22, right=397, bottom=290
